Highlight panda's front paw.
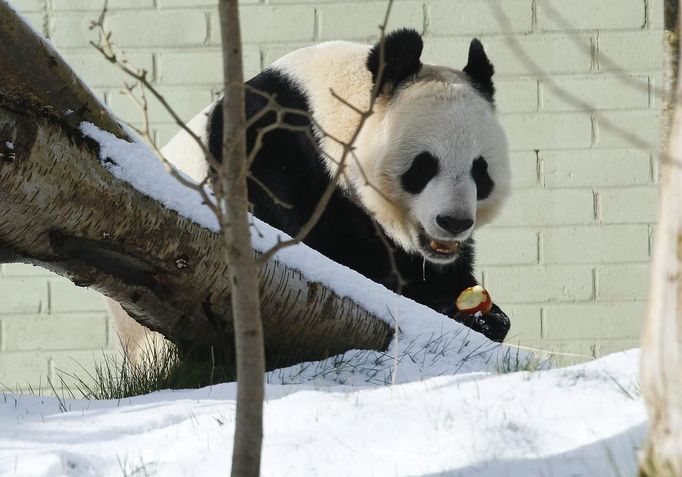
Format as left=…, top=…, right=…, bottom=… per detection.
left=452, top=304, right=510, bottom=343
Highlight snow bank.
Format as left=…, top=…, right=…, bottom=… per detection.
left=0, top=350, right=645, bottom=476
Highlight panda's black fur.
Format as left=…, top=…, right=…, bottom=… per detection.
left=207, top=29, right=510, bottom=342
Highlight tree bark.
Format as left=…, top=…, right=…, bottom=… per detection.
left=661, top=0, right=680, bottom=150
left=218, top=1, right=265, bottom=475
left=640, top=2, right=682, bottom=476
left=0, top=2, right=392, bottom=370
left=0, top=2, right=126, bottom=139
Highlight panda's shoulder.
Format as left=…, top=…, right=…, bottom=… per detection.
left=246, top=67, right=310, bottom=112
left=270, top=41, right=370, bottom=93
left=203, top=67, right=312, bottom=161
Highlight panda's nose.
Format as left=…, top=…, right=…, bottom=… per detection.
left=436, top=215, right=474, bottom=236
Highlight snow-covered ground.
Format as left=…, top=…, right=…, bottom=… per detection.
left=0, top=349, right=645, bottom=476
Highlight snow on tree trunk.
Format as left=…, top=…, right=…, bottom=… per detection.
left=640, top=1, right=682, bottom=476
left=0, top=1, right=391, bottom=369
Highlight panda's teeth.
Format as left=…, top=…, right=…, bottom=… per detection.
left=429, top=240, right=459, bottom=254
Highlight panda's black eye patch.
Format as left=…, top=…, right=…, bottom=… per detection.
left=471, top=156, right=495, bottom=200
left=401, top=152, right=439, bottom=194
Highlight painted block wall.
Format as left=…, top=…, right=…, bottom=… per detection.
left=1, top=0, right=663, bottom=389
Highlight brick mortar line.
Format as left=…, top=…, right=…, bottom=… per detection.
left=593, top=190, right=600, bottom=222
left=258, top=46, right=266, bottom=72
left=39, top=0, right=49, bottom=37
left=0, top=348, right=117, bottom=356
left=105, top=316, right=114, bottom=349
left=590, top=112, right=598, bottom=148
left=483, top=260, right=653, bottom=267
left=649, top=153, right=658, bottom=182
left=536, top=230, right=543, bottom=264
left=533, top=79, right=540, bottom=112
left=2, top=347, right=118, bottom=353
left=313, top=7, right=319, bottom=41
left=494, top=301, right=647, bottom=306
left=591, top=267, right=598, bottom=300
left=422, top=2, right=429, bottom=36
left=47, top=357, right=54, bottom=384
left=204, top=11, right=212, bottom=47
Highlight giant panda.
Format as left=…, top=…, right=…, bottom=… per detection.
left=111, top=28, right=512, bottom=358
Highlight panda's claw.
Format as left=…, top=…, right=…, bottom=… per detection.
left=452, top=304, right=510, bottom=343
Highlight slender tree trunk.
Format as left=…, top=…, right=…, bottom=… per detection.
left=218, top=1, right=265, bottom=475
left=640, top=2, right=682, bottom=476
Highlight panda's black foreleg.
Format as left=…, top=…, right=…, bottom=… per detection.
left=442, top=303, right=510, bottom=343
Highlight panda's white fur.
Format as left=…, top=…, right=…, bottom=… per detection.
left=162, top=103, right=213, bottom=183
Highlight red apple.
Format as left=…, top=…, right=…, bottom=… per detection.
left=456, top=285, right=493, bottom=315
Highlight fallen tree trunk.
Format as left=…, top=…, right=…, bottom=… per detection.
left=0, top=1, right=391, bottom=367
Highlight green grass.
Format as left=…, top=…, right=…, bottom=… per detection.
left=496, top=346, right=553, bottom=374
left=55, top=339, right=236, bottom=400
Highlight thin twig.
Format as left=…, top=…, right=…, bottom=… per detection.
left=247, top=173, right=293, bottom=209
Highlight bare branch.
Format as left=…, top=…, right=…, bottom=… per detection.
left=247, top=173, right=293, bottom=209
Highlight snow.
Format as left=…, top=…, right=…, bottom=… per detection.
left=0, top=350, right=645, bottom=476
left=0, top=121, right=633, bottom=475
left=80, top=122, right=220, bottom=233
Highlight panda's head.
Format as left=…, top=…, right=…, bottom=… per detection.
left=351, top=29, right=510, bottom=265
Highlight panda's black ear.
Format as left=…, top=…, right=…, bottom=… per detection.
left=463, top=39, right=495, bottom=103
left=366, top=28, right=423, bottom=95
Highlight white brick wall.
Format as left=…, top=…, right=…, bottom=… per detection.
left=0, top=265, right=115, bottom=391
left=536, top=0, right=646, bottom=31
left=1, top=0, right=663, bottom=382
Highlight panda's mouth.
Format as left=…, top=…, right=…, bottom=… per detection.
left=418, top=232, right=460, bottom=260
left=429, top=239, right=459, bottom=254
